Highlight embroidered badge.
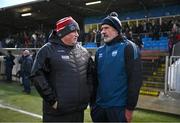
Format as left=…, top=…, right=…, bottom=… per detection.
left=112, top=50, right=118, bottom=57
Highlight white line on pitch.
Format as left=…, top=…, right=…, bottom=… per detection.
left=0, top=104, right=42, bottom=119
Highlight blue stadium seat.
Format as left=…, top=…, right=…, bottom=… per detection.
left=83, top=42, right=97, bottom=48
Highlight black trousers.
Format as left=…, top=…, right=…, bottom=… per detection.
left=91, top=105, right=127, bottom=122
left=43, top=110, right=84, bottom=122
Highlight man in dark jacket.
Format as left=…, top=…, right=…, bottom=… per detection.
left=4, top=50, right=15, bottom=82
left=31, top=16, right=94, bottom=122
left=19, top=50, right=33, bottom=94
left=91, top=12, right=142, bottom=122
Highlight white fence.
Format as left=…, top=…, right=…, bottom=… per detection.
left=0, top=55, right=21, bottom=81
left=0, top=48, right=39, bottom=81
left=167, top=56, right=180, bottom=93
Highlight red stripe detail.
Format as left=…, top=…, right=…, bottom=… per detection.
left=56, top=16, right=73, bottom=32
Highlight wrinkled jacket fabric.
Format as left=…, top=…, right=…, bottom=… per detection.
left=31, top=39, right=94, bottom=115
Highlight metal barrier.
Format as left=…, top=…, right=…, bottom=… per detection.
left=166, top=56, right=180, bottom=93
left=0, top=48, right=39, bottom=81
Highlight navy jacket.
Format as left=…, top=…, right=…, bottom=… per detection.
left=4, top=54, right=15, bottom=68
left=20, top=55, right=33, bottom=76
left=94, top=36, right=142, bottom=110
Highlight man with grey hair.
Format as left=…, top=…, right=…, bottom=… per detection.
left=19, top=50, right=33, bottom=94
left=91, top=12, right=142, bottom=122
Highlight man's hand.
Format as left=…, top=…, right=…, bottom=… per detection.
left=52, top=101, right=58, bottom=109
left=125, top=109, right=133, bottom=123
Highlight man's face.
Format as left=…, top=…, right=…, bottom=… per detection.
left=61, top=30, right=79, bottom=46
left=101, top=24, right=118, bottom=43
left=23, top=50, right=29, bottom=56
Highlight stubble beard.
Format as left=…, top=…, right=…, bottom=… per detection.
left=103, top=36, right=113, bottom=43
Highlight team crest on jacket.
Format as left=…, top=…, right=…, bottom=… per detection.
left=112, top=50, right=118, bottom=57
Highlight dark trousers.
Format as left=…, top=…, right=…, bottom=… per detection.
left=43, top=110, right=84, bottom=122
left=91, top=105, right=127, bottom=122
left=22, top=74, right=31, bottom=93
left=5, top=67, right=12, bottom=81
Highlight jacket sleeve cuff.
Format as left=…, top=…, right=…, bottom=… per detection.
left=126, top=105, right=135, bottom=111
left=49, top=99, right=57, bottom=106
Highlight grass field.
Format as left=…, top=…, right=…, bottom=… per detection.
left=0, top=81, right=180, bottom=122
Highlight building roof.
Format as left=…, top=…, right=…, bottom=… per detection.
left=0, top=0, right=179, bottom=33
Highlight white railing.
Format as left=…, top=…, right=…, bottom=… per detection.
left=167, top=56, right=180, bottom=93
left=0, top=48, right=39, bottom=81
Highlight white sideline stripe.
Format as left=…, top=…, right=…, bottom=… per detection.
left=0, top=104, right=42, bottom=119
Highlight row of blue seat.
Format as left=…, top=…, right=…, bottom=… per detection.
left=83, top=40, right=169, bottom=51
left=142, top=36, right=169, bottom=51
left=143, top=41, right=168, bottom=51
left=83, top=42, right=97, bottom=48
left=142, top=37, right=168, bottom=42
